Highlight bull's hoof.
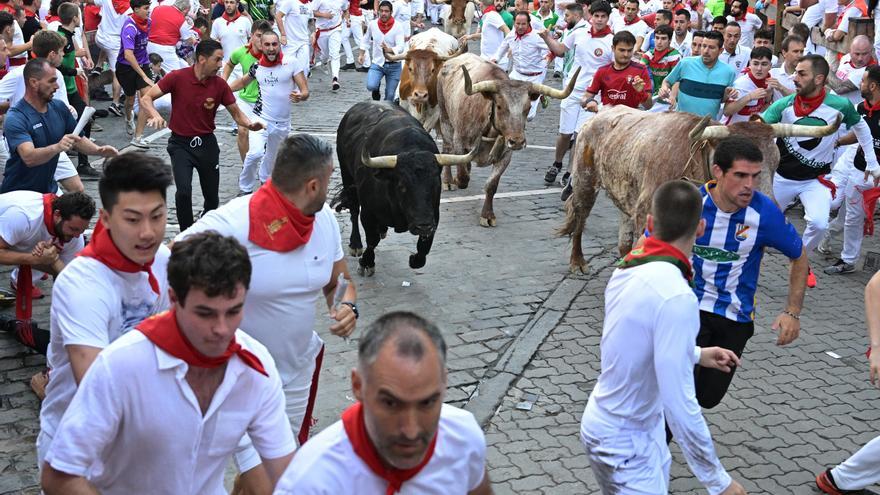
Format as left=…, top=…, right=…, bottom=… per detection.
left=442, top=182, right=458, bottom=191
left=357, top=265, right=375, bottom=277
left=457, top=178, right=470, bottom=189
left=479, top=216, right=497, bottom=227
left=569, top=262, right=589, bottom=274
left=349, top=246, right=364, bottom=257
left=380, top=229, right=388, bottom=240
left=409, top=253, right=427, bottom=269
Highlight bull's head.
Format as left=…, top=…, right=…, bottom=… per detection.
left=462, top=66, right=580, bottom=151
left=387, top=45, right=467, bottom=105
left=361, top=138, right=480, bottom=236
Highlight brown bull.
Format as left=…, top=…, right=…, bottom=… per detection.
left=558, top=105, right=840, bottom=273
left=437, top=52, right=579, bottom=226
left=439, top=0, right=476, bottom=38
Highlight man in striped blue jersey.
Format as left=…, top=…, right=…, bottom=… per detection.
left=691, top=136, right=809, bottom=411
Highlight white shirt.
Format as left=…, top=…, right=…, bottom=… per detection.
left=726, top=73, right=770, bottom=124
left=801, top=0, right=836, bottom=27
left=278, top=0, right=315, bottom=48
left=495, top=30, right=548, bottom=75
left=727, top=13, right=762, bottom=47
left=479, top=10, right=506, bottom=60
left=248, top=58, right=306, bottom=122
left=0, top=191, right=84, bottom=263
left=94, top=0, right=130, bottom=42
left=563, top=27, right=614, bottom=93
left=769, top=65, right=796, bottom=100
left=275, top=404, right=486, bottom=494
left=313, top=0, right=348, bottom=30
left=614, top=18, right=649, bottom=42
left=671, top=30, right=692, bottom=57
left=211, top=14, right=253, bottom=61
left=175, top=198, right=343, bottom=382
left=39, top=246, right=171, bottom=439
left=719, top=44, right=751, bottom=73
left=10, top=22, right=25, bottom=63
left=393, top=0, right=414, bottom=31
left=836, top=3, right=865, bottom=33
left=44, top=329, right=295, bottom=495
left=580, top=261, right=732, bottom=495
left=835, top=54, right=870, bottom=105
left=0, top=65, right=69, bottom=108
left=360, top=19, right=406, bottom=67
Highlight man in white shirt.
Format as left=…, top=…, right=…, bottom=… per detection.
left=40, top=232, right=297, bottom=495
left=359, top=0, right=406, bottom=101
left=491, top=11, right=549, bottom=120
left=726, top=0, right=761, bottom=47
left=614, top=0, right=647, bottom=53
left=767, top=33, right=804, bottom=99
left=671, top=7, right=692, bottom=56
left=718, top=21, right=750, bottom=72
left=175, top=134, right=358, bottom=495
left=459, top=0, right=509, bottom=64
left=93, top=0, right=129, bottom=116
left=313, top=0, right=349, bottom=90
left=825, top=0, right=868, bottom=42
left=827, top=35, right=875, bottom=105
left=342, top=0, right=370, bottom=71
left=230, top=30, right=309, bottom=185
left=276, top=0, right=316, bottom=72
left=211, top=0, right=253, bottom=62
left=392, top=0, right=415, bottom=37
left=723, top=46, right=773, bottom=123
left=275, top=311, right=492, bottom=495
left=581, top=180, right=747, bottom=495
left=36, top=153, right=174, bottom=467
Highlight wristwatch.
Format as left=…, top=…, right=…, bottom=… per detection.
left=340, top=301, right=359, bottom=319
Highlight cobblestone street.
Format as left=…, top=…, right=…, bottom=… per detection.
left=1, top=43, right=879, bottom=494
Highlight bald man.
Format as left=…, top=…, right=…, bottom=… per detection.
left=826, top=35, right=875, bottom=105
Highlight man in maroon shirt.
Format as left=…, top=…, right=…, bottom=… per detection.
left=581, top=30, right=653, bottom=112
left=140, top=39, right=263, bottom=231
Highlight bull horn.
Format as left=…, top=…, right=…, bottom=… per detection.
left=770, top=115, right=842, bottom=138
left=435, top=42, right=467, bottom=62
left=384, top=50, right=408, bottom=62
left=361, top=147, right=398, bottom=169
left=688, top=115, right=712, bottom=141
left=695, top=125, right=731, bottom=140
left=463, top=66, right=499, bottom=95
left=435, top=136, right=482, bottom=166
left=528, top=67, right=580, bottom=100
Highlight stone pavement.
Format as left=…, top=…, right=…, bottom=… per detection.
left=1, top=38, right=880, bottom=494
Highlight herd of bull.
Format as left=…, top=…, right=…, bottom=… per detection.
left=332, top=28, right=843, bottom=277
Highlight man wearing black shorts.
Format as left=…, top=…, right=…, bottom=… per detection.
left=115, top=0, right=154, bottom=148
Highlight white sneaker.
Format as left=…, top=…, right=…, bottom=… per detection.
left=130, top=136, right=149, bottom=149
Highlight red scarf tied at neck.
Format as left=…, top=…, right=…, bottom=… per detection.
left=248, top=180, right=315, bottom=252
left=130, top=13, right=149, bottom=33
left=342, top=402, right=438, bottom=495
left=246, top=43, right=261, bottom=59
left=624, top=15, right=641, bottom=25
left=482, top=4, right=496, bottom=14
left=259, top=50, right=283, bottom=67
left=745, top=67, right=767, bottom=89
left=137, top=310, right=268, bottom=376
left=378, top=16, right=395, bottom=34
left=515, top=24, right=532, bottom=40
left=44, top=14, right=60, bottom=22
left=591, top=25, right=612, bottom=37
left=794, top=88, right=826, bottom=117
left=15, top=194, right=61, bottom=319
left=617, top=236, right=694, bottom=283
left=79, top=220, right=160, bottom=294
left=222, top=10, right=241, bottom=24
left=112, top=0, right=130, bottom=14
left=864, top=98, right=880, bottom=118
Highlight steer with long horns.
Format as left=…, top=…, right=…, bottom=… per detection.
left=436, top=52, right=579, bottom=226
left=332, top=101, right=479, bottom=276
left=558, top=105, right=841, bottom=273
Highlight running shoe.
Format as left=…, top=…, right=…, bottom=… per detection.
left=332, top=77, right=340, bottom=91
left=130, top=136, right=149, bottom=149
left=108, top=102, right=123, bottom=116
left=824, top=259, right=856, bottom=275
left=544, top=162, right=562, bottom=184
left=341, top=62, right=355, bottom=70
left=807, top=267, right=817, bottom=288
left=560, top=172, right=573, bottom=201
left=77, top=164, right=101, bottom=180
left=126, top=117, right=135, bottom=135
left=356, top=66, right=369, bottom=72
left=90, top=122, right=103, bottom=132
left=816, top=238, right=834, bottom=257
left=816, top=469, right=861, bottom=495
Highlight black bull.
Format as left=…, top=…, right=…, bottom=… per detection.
left=332, top=102, right=477, bottom=276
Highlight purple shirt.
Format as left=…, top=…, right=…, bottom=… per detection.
left=117, top=17, right=151, bottom=66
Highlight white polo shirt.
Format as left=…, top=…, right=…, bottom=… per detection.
left=278, top=0, right=316, bottom=48
left=769, top=66, right=796, bottom=100
left=719, top=45, right=751, bottom=73
left=44, top=329, right=295, bottom=495
left=275, top=404, right=486, bottom=494
left=211, top=14, right=253, bottom=61
left=0, top=191, right=83, bottom=263
left=727, top=13, right=762, bottom=47
left=494, top=30, right=549, bottom=75
left=563, top=28, right=614, bottom=94
left=314, top=0, right=348, bottom=30
left=361, top=19, right=406, bottom=67
left=248, top=58, right=306, bottom=122
left=614, top=18, right=649, bottom=42
left=39, top=246, right=171, bottom=441
left=671, top=31, right=692, bottom=57
left=479, top=10, right=506, bottom=60
left=175, top=198, right=343, bottom=383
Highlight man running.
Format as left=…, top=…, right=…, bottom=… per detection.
left=491, top=11, right=549, bottom=121
left=359, top=0, right=405, bottom=101
left=659, top=29, right=735, bottom=118
left=276, top=0, right=315, bottom=71
left=93, top=0, right=130, bottom=117
left=313, top=0, right=349, bottom=91
left=723, top=46, right=773, bottom=124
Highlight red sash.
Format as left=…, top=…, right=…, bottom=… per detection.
left=15, top=194, right=61, bottom=319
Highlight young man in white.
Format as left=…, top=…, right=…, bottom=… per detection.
left=726, top=0, right=761, bottom=47
left=93, top=0, right=129, bottom=116
left=212, top=0, right=253, bottom=63
left=40, top=232, right=296, bottom=495
left=581, top=180, right=746, bottom=495
left=313, top=0, right=350, bottom=91
left=359, top=0, right=406, bottom=101
left=491, top=11, right=549, bottom=121
left=392, top=0, right=414, bottom=38
left=341, top=0, right=370, bottom=71
left=175, top=134, right=357, bottom=494
left=274, top=311, right=492, bottom=495
left=614, top=0, right=647, bottom=53
left=276, top=0, right=315, bottom=72
left=723, top=46, right=773, bottom=124
left=539, top=0, right=612, bottom=185
left=459, top=0, right=509, bottom=65
left=36, top=153, right=174, bottom=467
left=230, top=30, right=309, bottom=185
left=767, top=33, right=804, bottom=100
left=718, top=21, right=750, bottom=72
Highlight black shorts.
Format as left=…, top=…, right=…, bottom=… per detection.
left=115, top=62, right=152, bottom=97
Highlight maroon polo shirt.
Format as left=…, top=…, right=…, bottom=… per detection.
left=157, top=66, right=236, bottom=137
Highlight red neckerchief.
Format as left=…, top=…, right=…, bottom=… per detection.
left=45, top=14, right=60, bottom=22
left=78, top=220, right=160, bottom=294
left=624, top=15, right=641, bottom=25
left=342, top=402, right=438, bottom=495
left=23, top=7, right=36, bottom=17
left=650, top=47, right=671, bottom=65
left=482, top=4, right=496, bottom=14
left=794, top=88, right=826, bottom=117
left=41, top=194, right=61, bottom=246
left=246, top=43, right=261, bottom=59
left=138, top=310, right=268, bottom=376
left=130, top=13, right=149, bottom=32
left=221, top=10, right=241, bottom=24
left=378, top=16, right=395, bottom=34
left=0, top=3, right=14, bottom=14
left=259, top=50, right=283, bottom=67
left=864, top=98, right=880, bottom=118
left=617, top=236, right=694, bottom=283
left=248, top=180, right=315, bottom=252
left=13, top=194, right=61, bottom=319
left=745, top=68, right=767, bottom=88
left=590, top=25, right=612, bottom=37
left=112, top=0, right=130, bottom=14
left=515, top=24, right=532, bottom=40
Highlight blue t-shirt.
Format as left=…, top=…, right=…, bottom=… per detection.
left=1, top=99, right=76, bottom=194
left=692, top=182, right=803, bottom=322
left=664, top=56, right=736, bottom=118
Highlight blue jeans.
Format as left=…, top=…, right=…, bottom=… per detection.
left=366, top=62, right=401, bottom=101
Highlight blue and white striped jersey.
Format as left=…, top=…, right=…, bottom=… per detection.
left=693, top=182, right=803, bottom=322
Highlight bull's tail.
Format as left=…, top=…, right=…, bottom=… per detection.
left=557, top=193, right=586, bottom=238
left=556, top=140, right=597, bottom=239
left=330, top=184, right=356, bottom=212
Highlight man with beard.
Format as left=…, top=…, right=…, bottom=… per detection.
left=358, top=0, right=406, bottom=101
left=273, top=311, right=491, bottom=495
left=726, top=0, right=762, bottom=47
left=659, top=29, right=735, bottom=118
left=230, top=30, right=310, bottom=189
left=723, top=46, right=773, bottom=124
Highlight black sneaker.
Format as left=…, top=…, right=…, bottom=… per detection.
left=553, top=71, right=561, bottom=79
left=824, top=259, right=856, bottom=275
left=560, top=179, right=573, bottom=202
left=544, top=162, right=562, bottom=184
left=108, top=102, right=123, bottom=117
left=77, top=164, right=101, bottom=180
left=371, top=89, right=381, bottom=101
left=341, top=63, right=355, bottom=70
left=356, top=66, right=369, bottom=72
left=332, top=77, right=340, bottom=91
left=93, top=109, right=109, bottom=118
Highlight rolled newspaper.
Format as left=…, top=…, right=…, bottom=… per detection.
left=72, top=106, right=96, bottom=137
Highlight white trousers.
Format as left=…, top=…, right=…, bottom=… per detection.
left=316, top=26, right=343, bottom=78
left=773, top=172, right=833, bottom=253
left=259, top=119, right=290, bottom=183
left=237, top=100, right=266, bottom=193
left=147, top=42, right=188, bottom=74
left=582, top=421, right=670, bottom=495
left=343, top=15, right=365, bottom=64
left=827, top=166, right=874, bottom=264
left=509, top=69, right=545, bottom=120
left=427, top=1, right=442, bottom=22
left=831, top=434, right=880, bottom=490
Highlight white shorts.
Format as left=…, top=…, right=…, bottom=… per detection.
left=54, top=152, right=77, bottom=181
left=559, top=91, right=594, bottom=135
left=147, top=42, right=188, bottom=74
left=96, top=33, right=120, bottom=71
left=582, top=421, right=671, bottom=495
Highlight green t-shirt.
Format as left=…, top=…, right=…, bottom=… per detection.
left=530, top=10, right=558, bottom=29
left=500, top=10, right=513, bottom=28
left=58, top=27, right=78, bottom=95
left=230, top=45, right=260, bottom=103
left=706, top=0, right=726, bottom=17
left=242, top=0, right=274, bottom=21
